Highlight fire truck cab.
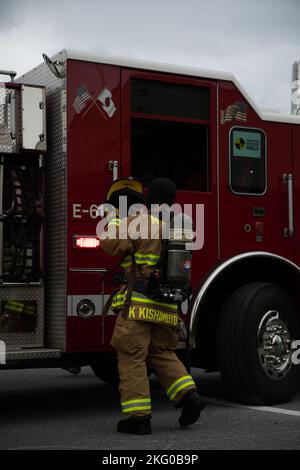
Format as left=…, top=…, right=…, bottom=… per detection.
left=1, top=50, right=300, bottom=405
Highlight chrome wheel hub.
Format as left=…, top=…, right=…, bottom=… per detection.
left=257, top=310, right=292, bottom=381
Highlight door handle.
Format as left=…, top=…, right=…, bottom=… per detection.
left=0, top=157, right=3, bottom=278
left=287, top=174, right=294, bottom=236
left=283, top=173, right=294, bottom=237
left=108, top=160, right=118, bottom=181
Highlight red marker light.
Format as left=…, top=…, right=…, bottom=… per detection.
left=73, top=236, right=100, bottom=249
left=255, top=222, right=264, bottom=235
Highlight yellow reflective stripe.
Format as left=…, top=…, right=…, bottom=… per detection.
left=169, top=381, right=195, bottom=401
left=5, top=301, right=24, bottom=311
left=167, top=375, right=193, bottom=397
left=135, top=259, right=157, bottom=266
left=150, top=215, right=166, bottom=226
left=131, top=296, right=178, bottom=311
left=111, top=300, right=124, bottom=308
left=23, top=309, right=36, bottom=315
left=121, top=263, right=132, bottom=268
left=112, top=291, right=178, bottom=311
left=121, top=255, right=133, bottom=268
left=108, top=218, right=120, bottom=226
left=134, top=259, right=159, bottom=265
left=120, top=261, right=132, bottom=268
left=150, top=215, right=160, bottom=225
left=134, top=253, right=159, bottom=266
left=121, top=397, right=151, bottom=414
left=6, top=303, right=24, bottom=310
left=135, top=252, right=159, bottom=260
left=5, top=306, right=23, bottom=313
left=112, top=294, right=126, bottom=304
left=113, top=299, right=125, bottom=304
left=122, top=398, right=151, bottom=406
left=122, top=405, right=151, bottom=413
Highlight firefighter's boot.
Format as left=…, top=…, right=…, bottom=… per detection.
left=117, top=416, right=152, bottom=435
left=175, top=390, right=206, bottom=428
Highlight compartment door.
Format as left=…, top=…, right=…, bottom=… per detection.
left=121, top=69, right=219, bottom=286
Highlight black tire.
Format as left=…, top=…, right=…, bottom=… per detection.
left=216, top=282, right=300, bottom=405
left=90, top=360, right=119, bottom=386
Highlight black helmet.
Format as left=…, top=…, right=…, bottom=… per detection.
left=146, top=178, right=177, bottom=207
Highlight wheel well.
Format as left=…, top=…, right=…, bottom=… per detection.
left=191, top=255, right=300, bottom=370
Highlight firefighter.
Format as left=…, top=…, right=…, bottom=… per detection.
left=100, top=177, right=205, bottom=435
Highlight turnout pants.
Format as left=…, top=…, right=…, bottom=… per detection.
left=111, top=315, right=197, bottom=418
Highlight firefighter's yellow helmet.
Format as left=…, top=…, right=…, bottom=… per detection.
left=105, top=177, right=144, bottom=206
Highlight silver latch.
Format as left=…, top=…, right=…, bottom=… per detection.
left=108, top=160, right=118, bottom=181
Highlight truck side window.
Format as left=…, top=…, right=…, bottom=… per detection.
left=230, top=128, right=266, bottom=195
left=131, top=79, right=210, bottom=120
left=131, top=118, right=209, bottom=191
left=130, top=79, right=211, bottom=192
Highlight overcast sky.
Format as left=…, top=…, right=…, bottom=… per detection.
left=0, top=0, right=299, bottom=113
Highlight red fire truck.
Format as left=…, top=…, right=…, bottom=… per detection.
left=1, top=50, right=300, bottom=405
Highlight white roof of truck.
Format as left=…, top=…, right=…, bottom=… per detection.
left=64, top=50, right=300, bottom=125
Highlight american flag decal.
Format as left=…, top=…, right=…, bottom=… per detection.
left=220, top=101, right=247, bottom=125
left=73, top=84, right=91, bottom=114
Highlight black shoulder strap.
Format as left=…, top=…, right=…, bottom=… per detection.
left=121, top=254, right=136, bottom=319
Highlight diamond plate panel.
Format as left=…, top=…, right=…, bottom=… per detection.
left=17, top=51, right=67, bottom=350
left=6, top=348, right=61, bottom=361
left=21, top=85, right=47, bottom=152
left=0, top=285, right=44, bottom=350
left=0, top=86, right=21, bottom=153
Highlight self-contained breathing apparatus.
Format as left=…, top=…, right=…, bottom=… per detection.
left=101, top=177, right=193, bottom=310
left=147, top=213, right=193, bottom=304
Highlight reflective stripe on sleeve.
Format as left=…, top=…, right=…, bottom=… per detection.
left=135, top=253, right=159, bottom=260
left=134, top=252, right=160, bottom=266
left=108, top=218, right=120, bottom=227
left=120, top=255, right=132, bottom=268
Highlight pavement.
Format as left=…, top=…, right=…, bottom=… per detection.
left=0, top=366, right=299, bottom=450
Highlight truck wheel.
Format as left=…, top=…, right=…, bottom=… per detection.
left=90, top=361, right=119, bottom=386
left=216, top=282, right=300, bottom=405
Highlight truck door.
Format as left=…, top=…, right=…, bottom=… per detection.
left=67, top=60, right=121, bottom=350
left=219, top=83, right=294, bottom=261
left=292, top=124, right=300, bottom=265
left=68, top=60, right=121, bottom=282
left=120, top=70, right=219, bottom=286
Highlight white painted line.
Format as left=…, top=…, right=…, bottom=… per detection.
left=201, top=396, right=300, bottom=417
